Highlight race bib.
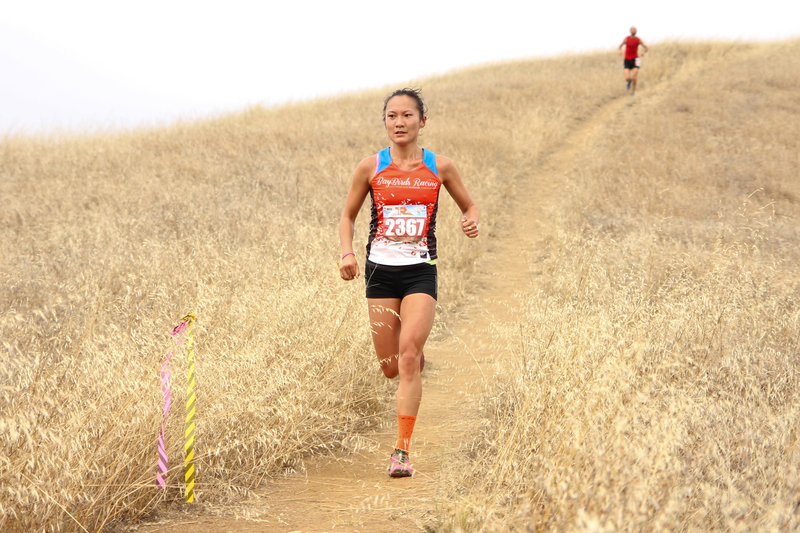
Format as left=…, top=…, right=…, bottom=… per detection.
left=383, top=205, right=427, bottom=242
left=635, top=57, right=641, bottom=67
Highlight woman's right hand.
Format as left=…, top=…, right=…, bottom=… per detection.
left=340, top=254, right=360, bottom=281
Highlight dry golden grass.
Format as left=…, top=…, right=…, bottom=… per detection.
left=1, top=39, right=799, bottom=531
left=438, top=40, right=800, bottom=531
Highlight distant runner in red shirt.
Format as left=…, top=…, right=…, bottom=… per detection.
left=618, top=26, right=649, bottom=96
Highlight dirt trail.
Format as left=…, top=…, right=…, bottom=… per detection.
left=132, top=95, right=631, bottom=533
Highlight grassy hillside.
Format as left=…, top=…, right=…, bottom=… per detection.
left=1, top=39, right=799, bottom=531
left=437, top=40, right=800, bottom=531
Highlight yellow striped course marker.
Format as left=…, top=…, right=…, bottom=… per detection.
left=182, top=314, right=197, bottom=502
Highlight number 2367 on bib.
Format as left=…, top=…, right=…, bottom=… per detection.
left=382, top=205, right=427, bottom=242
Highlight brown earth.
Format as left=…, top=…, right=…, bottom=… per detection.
left=128, top=94, right=631, bottom=533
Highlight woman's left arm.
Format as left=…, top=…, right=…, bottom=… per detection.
left=439, top=155, right=479, bottom=238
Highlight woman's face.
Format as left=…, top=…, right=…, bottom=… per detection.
left=384, top=95, right=426, bottom=145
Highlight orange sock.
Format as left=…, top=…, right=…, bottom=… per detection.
left=396, top=415, right=417, bottom=451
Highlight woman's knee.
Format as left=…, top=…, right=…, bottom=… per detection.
left=397, top=351, right=420, bottom=376
left=381, top=366, right=399, bottom=379
left=378, top=354, right=399, bottom=378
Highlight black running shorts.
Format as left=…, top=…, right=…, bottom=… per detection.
left=365, top=260, right=437, bottom=300
left=624, top=58, right=639, bottom=69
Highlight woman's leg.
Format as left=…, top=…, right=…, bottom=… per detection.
left=396, top=292, right=436, bottom=417
left=368, top=298, right=402, bottom=378
left=371, top=292, right=435, bottom=476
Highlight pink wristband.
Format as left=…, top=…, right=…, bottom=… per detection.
left=341, top=252, right=355, bottom=260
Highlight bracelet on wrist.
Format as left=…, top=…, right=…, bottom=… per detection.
left=341, top=252, right=355, bottom=260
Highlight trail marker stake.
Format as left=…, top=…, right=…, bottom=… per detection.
left=182, top=314, right=197, bottom=502
left=155, top=313, right=197, bottom=503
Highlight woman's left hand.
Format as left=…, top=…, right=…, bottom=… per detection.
left=461, top=216, right=479, bottom=238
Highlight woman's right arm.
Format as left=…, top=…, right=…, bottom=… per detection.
left=339, top=156, right=373, bottom=281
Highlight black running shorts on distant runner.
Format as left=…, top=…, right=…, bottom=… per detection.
left=365, top=260, right=437, bottom=300
left=624, top=58, right=638, bottom=69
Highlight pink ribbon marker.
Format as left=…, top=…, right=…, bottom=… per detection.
left=156, top=320, right=188, bottom=490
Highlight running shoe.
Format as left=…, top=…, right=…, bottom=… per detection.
left=388, top=448, right=413, bottom=477
left=626, top=80, right=632, bottom=90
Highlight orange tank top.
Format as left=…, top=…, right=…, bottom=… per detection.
left=367, top=147, right=441, bottom=266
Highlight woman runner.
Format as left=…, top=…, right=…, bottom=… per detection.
left=338, top=88, right=479, bottom=477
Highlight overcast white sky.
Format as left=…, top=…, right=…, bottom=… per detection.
left=1, top=0, right=797, bottom=134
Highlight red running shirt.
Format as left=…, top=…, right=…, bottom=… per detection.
left=624, top=36, right=641, bottom=60
left=367, top=147, right=441, bottom=266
